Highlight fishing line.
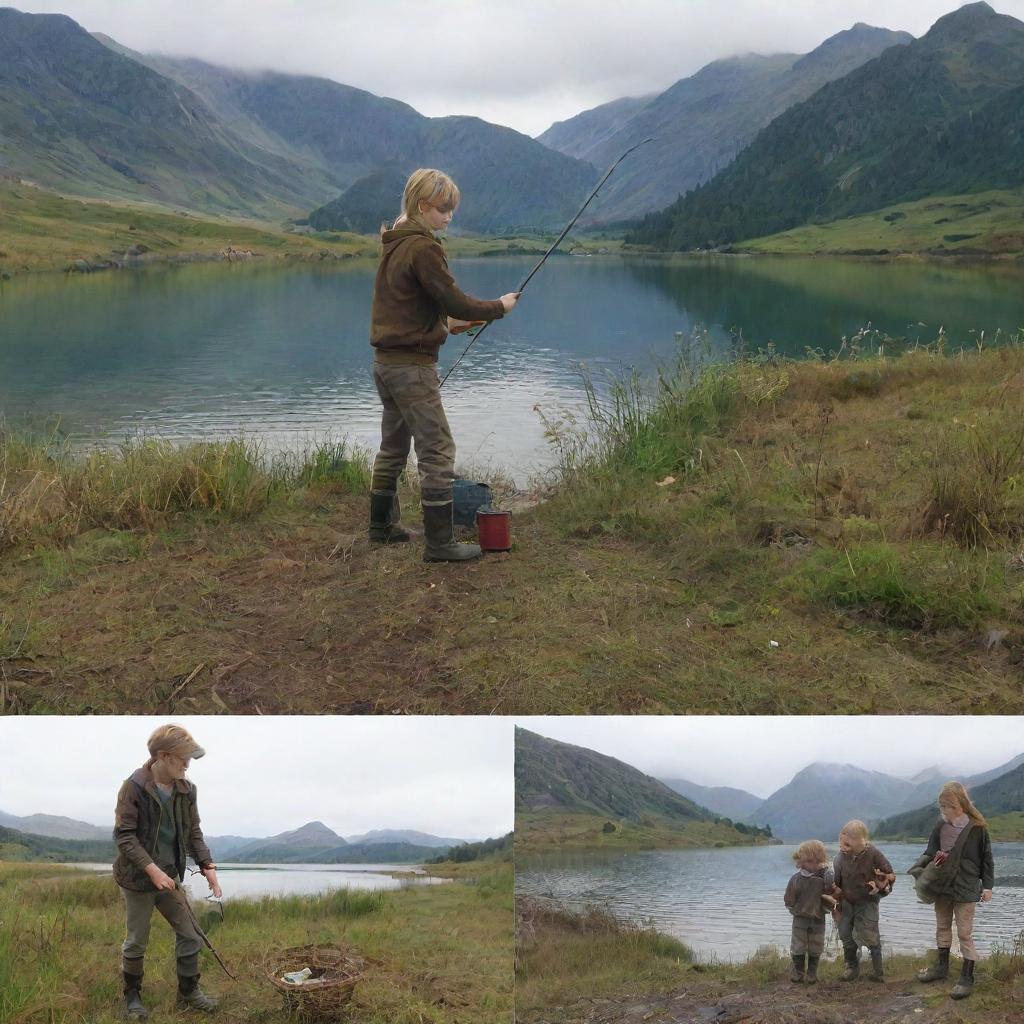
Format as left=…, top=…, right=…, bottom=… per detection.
left=439, top=138, right=656, bottom=387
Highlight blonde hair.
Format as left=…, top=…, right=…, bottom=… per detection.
left=938, top=781, right=987, bottom=827
left=384, top=168, right=460, bottom=235
left=146, top=724, right=200, bottom=764
left=793, top=840, right=829, bottom=867
left=840, top=819, right=869, bottom=841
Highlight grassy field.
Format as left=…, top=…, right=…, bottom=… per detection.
left=0, top=180, right=612, bottom=276
left=737, top=189, right=1024, bottom=257
left=516, top=900, right=1024, bottom=1024
left=989, top=813, right=1024, bottom=843
left=516, top=812, right=772, bottom=852
left=2, top=340, right=1024, bottom=713
left=0, top=860, right=512, bottom=1024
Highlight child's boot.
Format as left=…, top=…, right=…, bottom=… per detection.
left=121, top=970, right=148, bottom=1019
left=868, top=945, right=885, bottom=982
left=917, top=947, right=950, bottom=982
left=841, top=944, right=860, bottom=981
left=369, top=489, right=412, bottom=544
left=950, top=959, right=975, bottom=1000
left=177, top=971, right=218, bottom=1012
left=421, top=489, right=481, bottom=562
left=790, top=954, right=805, bottom=982
left=806, top=956, right=820, bottom=984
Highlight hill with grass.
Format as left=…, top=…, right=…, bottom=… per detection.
left=537, top=23, right=910, bottom=224
left=630, top=3, right=1024, bottom=249
left=0, top=809, right=110, bottom=842
left=516, top=729, right=772, bottom=849
left=0, top=824, right=114, bottom=861
left=876, top=762, right=1024, bottom=839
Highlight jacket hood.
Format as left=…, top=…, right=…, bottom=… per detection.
left=129, top=765, right=192, bottom=795
left=381, top=225, right=436, bottom=248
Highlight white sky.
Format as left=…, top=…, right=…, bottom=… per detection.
left=10, top=1, right=1024, bottom=136
left=517, top=717, right=1024, bottom=798
left=0, top=716, right=513, bottom=839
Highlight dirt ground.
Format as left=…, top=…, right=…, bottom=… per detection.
left=524, top=976, right=1022, bottom=1024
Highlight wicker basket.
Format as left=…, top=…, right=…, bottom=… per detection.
left=266, top=944, right=367, bottom=1022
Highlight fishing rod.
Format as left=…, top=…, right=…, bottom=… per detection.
left=173, top=882, right=237, bottom=980
left=439, top=137, right=656, bottom=387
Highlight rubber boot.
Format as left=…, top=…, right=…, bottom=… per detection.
left=806, top=955, right=820, bottom=984
left=122, top=971, right=148, bottom=1020
left=868, top=945, right=885, bottom=982
left=177, top=973, right=218, bottom=1012
left=841, top=944, right=860, bottom=981
left=369, top=490, right=411, bottom=544
left=421, top=490, right=481, bottom=562
left=918, top=947, right=950, bottom=982
left=950, top=959, right=975, bottom=1000
left=790, top=954, right=805, bottom=982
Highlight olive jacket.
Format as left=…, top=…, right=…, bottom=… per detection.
left=112, top=765, right=213, bottom=892
left=910, top=820, right=994, bottom=903
left=370, top=226, right=505, bottom=361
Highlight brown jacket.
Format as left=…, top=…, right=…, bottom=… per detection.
left=370, top=226, right=504, bottom=361
left=785, top=866, right=835, bottom=919
left=112, top=765, right=213, bottom=892
left=834, top=844, right=895, bottom=904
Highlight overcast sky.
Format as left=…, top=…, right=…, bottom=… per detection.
left=0, top=717, right=513, bottom=840
left=11, top=1, right=1024, bottom=136
left=518, top=717, right=1024, bottom=797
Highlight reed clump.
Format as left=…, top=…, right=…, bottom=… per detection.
left=0, top=428, right=371, bottom=552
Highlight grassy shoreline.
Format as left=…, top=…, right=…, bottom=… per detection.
left=516, top=900, right=1024, bottom=1024
left=0, top=860, right=512, bottom=1024
left=3, top=341, right=1024, bottom=713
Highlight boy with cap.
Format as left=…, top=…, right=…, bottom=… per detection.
left=113, top=724, right=221, bottom=1018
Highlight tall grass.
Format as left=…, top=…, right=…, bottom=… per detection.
left=0, top=426, right=371, bottom=551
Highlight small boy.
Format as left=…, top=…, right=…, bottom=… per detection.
left=833, top=820, right=896, bottom=982
left=784, top=840, right=837, bottom=983
left=113, top=724, right=222, bottom=1018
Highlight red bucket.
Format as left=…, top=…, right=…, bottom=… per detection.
left=476, top=509, right=512, bottom=552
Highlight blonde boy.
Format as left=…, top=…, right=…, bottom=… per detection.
left=784, top=840, right=837, bottom=983
left=833, top=820, right=896, bottom=982
left=113, top=725, right=221, bottom=1018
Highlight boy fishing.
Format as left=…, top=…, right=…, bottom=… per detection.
left=369, top=167, right=519, bottom=562
left=113, top=724, right=221, bottom=1018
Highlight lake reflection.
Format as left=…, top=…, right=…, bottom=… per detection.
left=3, top=256, right=1024, bottom=480
left=516, top=843, right=1024, bottom=962
left=69, top=861, right=446, bottom=899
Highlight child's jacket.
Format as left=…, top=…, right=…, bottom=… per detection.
left=909, top=820, right=994, bottom=903
left=785, top=866, right=835, bottom=919
left=371, top=226, right=504, bottom=361
left=112, top=765, right=213, bottom=892
left=833, top=845, right=895, bottom=903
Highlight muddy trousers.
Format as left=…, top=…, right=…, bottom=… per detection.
left=371, top=361, right=456, bottom=495
left=838, top=898, right=881, bottom=950
left=120, top=886, right=203, bottom=979
left=934, top=897, right=978, bottom=961
left=790, top=915, right=826, bottom=957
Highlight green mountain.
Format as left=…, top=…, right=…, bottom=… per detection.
left=0, top=808, right=110, bottom=841
left=515, top=728, right=771, bottom=848
left=630, top=3, right=1024, bottom=249
left=538, top=23, right=910, bottom=224
left=877, top=763, right=1024, bottom=839
left=427, top=833, right=513, bottom=864
left=0, top=824, right=114, bottom=861
left=110, top=51, right=599, bottom=232
left=0, top=7, right=324, bottom=217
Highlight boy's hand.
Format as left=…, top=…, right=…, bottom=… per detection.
left=500, top=291, right=520, bottom=313
left=201, top=864, right=223, bottom=898
left=981, top=889, right=993, bottom=902
left=144, top=863, right=176, bottom=892
left=447, top=317, right=486, bottom=335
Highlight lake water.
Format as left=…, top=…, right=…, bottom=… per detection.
left=3, top=256, right=1024, bottom=481
left=68, top=861, right=446, bottom=898
left=516, top=843, right=1024, bottom=962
